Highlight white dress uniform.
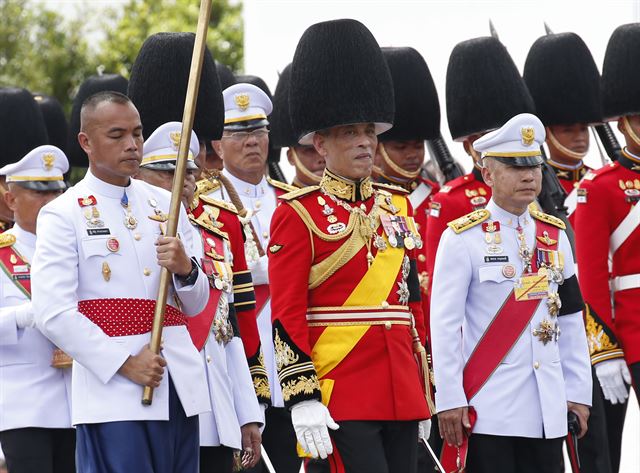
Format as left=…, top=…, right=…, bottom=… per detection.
left=32, top=169, right=211, bottom=425
left=189, top=223, right=262, bottom=448
left=431, top=199, right=592, bottom=437
left=0, top=224, right=72, bottom=431
left=140, top=121, right=263, bottom=448
left=430, top=114, right=592, bottom=444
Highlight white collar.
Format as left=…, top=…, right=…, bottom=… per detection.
left=222, top=169, right=267, bottom=198
left=485, top=198, right=531, bottom=230
left=10, top=224, right=36, bottom=249
left=83, top=169, right=134, bottom=199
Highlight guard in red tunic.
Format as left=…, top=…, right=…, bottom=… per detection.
left=373, top=47, right=440, bottom=331
left=270, top=63, right=326, bottom=189
left=523, top=32, right=602, bottom=227
left=268, top=20, right=432, bottom=473
left=576, top=23, right=640, bottom=473
left=425, top=36, right=535, bottom=302
left=524, top=31, right=614, bottom=473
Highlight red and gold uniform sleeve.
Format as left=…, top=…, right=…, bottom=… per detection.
left=574, top=167, right=625, bottom=364
left=268, top=202, right=322, bottom=408
left=216, top=207, right=271, bottom=404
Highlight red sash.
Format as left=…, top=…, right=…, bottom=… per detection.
left=0, top=245, right=31, bottom=297
left=254, top=284, right=270, bottom=318
left=441, top=221, right=559, bottom=472
left=186, top=228, right=225, bottom=351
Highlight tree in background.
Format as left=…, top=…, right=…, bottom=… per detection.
left=0, top=0, right=244, bottom=111
left=0, top=0, right=94, bottom=113
left=95, top=0, right=243, bottom=77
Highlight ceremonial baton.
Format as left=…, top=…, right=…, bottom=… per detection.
left=421, top=438, right=446, bottom=473
left=142, top=0, right=213, bottom=405
left=260, top=445, right=277, bottom=473
left=566, top=411, right=582, bottom=473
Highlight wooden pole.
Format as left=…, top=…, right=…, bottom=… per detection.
left=142, top=0, right=213, bottom=405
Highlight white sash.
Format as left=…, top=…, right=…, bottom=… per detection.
left=409, top=182, right=432, bottom=210
left=609, top=203, right=640, bottom=256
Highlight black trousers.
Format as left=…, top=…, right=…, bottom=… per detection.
left=572, top=366, right=612, bottom=473
left=327, top=420, right=418, bottom=473
left=199, top=445, right=234, bottom=473
left=244, top=406, right=301, bottom=473
left=0, top=427, right=76, bottom=473
left=467, top=434, right=563, bottom=473
left=603, top=361, right=640, bottom=473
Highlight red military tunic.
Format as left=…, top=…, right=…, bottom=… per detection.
left=575, top=149, right=640, bottom=365
left=425, top=168, right=491, bottom=333
left=189, top=183, right=271, bottom=405
left=549, top=160, right=592, bottom=227
left=268, top=171, right=431, bottom=421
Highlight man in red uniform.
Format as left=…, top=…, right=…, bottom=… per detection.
left=425, top=36, right=535, bottom=294
left=373, top=47, right=440, bottom=326
left=524, top=31, right=614, bottom=473
left=575, top=23, right=640, bottom=473
left=268, top=20, right=432, bottom=473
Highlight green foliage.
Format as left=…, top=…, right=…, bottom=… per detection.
left=0, top=0, right=94, bottom=113
left=95, top=0, right=244, bottom=77
left=0, top=0, right=244, bottom=112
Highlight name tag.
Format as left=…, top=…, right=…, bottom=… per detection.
left=87, top=228, right=111, bottom=236
left=514, top=273, right=549, bottom=301
left=484, top=256, right=509, bottom=263
left=12, top=264, right=30, bottom=273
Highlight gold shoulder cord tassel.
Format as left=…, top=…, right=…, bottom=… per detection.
left=410, top=316, right=436, bottom=414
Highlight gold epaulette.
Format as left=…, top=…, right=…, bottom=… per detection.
left=373, top=182, right=409, bottom=194
left=0, top=233, right=16, bottom=248
left=267, top=177, right=298, bottom=193
left=529, top=208, right=566, bottom=230
left=447, top=209, right=490, bottom=234
left=188, top=214, right=229, bottom=240
left=194, top=177, right=221, bottom=200
left=279, top=185, right=320, bottom=201
left=199, top=194, right=238, bottom=214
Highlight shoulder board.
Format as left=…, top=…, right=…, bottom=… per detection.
left=188, top=214, right=229, bottom=240
left=0, top=233, right=16, bottom=248
left=279, top=185, right=320, bottom=201
left=447, top=209, right=490, bottom=234
left=529, top=209, right=566, bottom=230
left=372, top=182, right=409, bottom=194
left=199, top=194, right=238, bottom=214
left=267, top=177, right=298, bottom=193
left=585, top=163, right=618, bottom=181
left=194, top=177, right=221, bottom=199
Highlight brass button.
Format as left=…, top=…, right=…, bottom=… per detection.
left=418, top=254, right=426, bottom=263
left=262, top=232, right=268, bottom=239
left=255, top=200, right=262, bottom=209
left=206, top=356, right=212, bottom=364
left=143, top=268, right=151, bottom=276
left=384, top=321, right=392, bottom=330
left=381, top=301, right=389, bottom=309
left=134, top=233, right=141, bottom=241
left=534, top=361, right=540, bottom=370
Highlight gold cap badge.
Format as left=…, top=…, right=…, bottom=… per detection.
left=169, top=131, right=181, bottom=150
left=234, top=93, right=250, bottom=112
left=42, top=152, right=55, bottom=171
left=521, top=127, right=535, bottom=146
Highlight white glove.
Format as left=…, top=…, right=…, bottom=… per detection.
left=291, top=400, right=339, bottom=459
left=15, top=303, right=35, bottom=329
left=418, top=419, right=432, bottom=441
left=595, top=359, right=632, bottom=404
